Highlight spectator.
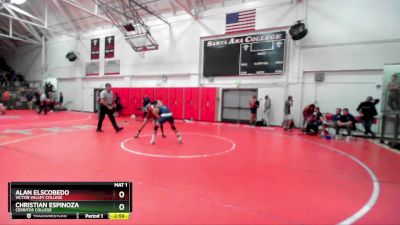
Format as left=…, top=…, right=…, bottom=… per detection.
left=2, top=89, right=10, bottom=108
left=388, top=74, right=399, bottom=111
left=321, top=108, right=342, bottom=133
left=49, top=92, right=56, bottom=112
left=263, top=95, right=271, bottom=126
left=0, top=102, right=6, bottom=114
left=34, top=91, right=41, bottom=111
left=335, top=108, right=356, bottom=139
left=303, top=104, right=316, bottom=127
left=314, top=107, right=324, bottom=121
left=357, top=96, right=379, bottom=138
left=249, top=95, right=259, bottom=126
left=303, top=107, right=324, bottom=135
left=0, top=72, right=8, bottom=87
left=332, top=108, right=342, bottom=122
left=59, top=92, right=64, bottom=109
left=114, top=93, right=123, bottom=117
left=38, top=91, right=48, bottom=115
left=26, top=92, right=33, bottom=110
left=283, top=96, right=294, bottom=130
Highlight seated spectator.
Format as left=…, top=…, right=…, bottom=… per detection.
left=357, top=96, right=379, bottom=138
left=303, top=104, right=315, bottom=127
left=0, top=103, right=6, bottom=114
left=0, top=72, right=8, bottom=87
left=321, top=108, right=342, bottom=133
left=335, top=108, right=356, bottom=137
left=304, top=107, right=324, bottom=135
left=314, top=107, right=324, bottom=124
left=2, top=89, right=10, bottom=103
left=331, top=108, right=342, bottom=122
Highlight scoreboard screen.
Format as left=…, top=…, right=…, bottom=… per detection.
left=8, top=182, right=132, bottom=220
left=203, top=30, right=286, bottom=77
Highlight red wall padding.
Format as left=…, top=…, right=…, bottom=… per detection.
left=129, top=88, right=141, bottom=116
left=168, top=88, right=184, bottom=119
left=184, top=88, right=200, bottom=121
left=154, top=88, right=169, bottom=107
left=200, top=87, right=217, bottom=122
left=140, top=88, right=154, bottom=101
left=112, top=88, right=130, bottom=115
left=112, top=87, right=217, bottom=121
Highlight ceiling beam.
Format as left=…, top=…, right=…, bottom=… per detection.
left=0, top=11, right=77, bottom=38
left=2, top=4, right=42, bottom=41
left=0, top=21, right=40, bottom=44
left=51, top=0, right=79, bottom=33
left=0, top=37, right=17, bottom=49
left=129, top=0, right=169, bottom=25
left=60, top=0, right=112, bottom=23
left=0, top=33, right=40, bottom=45
left=6, top=4, right=43, bottom=23
left=168, top=0, right=177, bottom=15
left=169, top=0, right=197, bottom=19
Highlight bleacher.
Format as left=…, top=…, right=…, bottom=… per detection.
left=0, top=57, right=42, bottom=110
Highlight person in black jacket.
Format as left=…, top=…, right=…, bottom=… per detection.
left=357, top=96, right=379, bottom=138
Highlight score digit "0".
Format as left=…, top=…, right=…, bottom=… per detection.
left=119, top=191, right=125, bottom=198
left=119, top=204, right=125, bottom=211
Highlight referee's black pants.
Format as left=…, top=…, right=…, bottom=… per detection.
left=97, top=105, right=119, bottom=131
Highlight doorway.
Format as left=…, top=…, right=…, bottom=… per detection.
left=93, top=88, right=103, bottom=113
left=221, top=89, right=257, bottom=123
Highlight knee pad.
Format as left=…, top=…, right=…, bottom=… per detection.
left=171, top=125, right=176, bottom=131
left=154, top=125, right=159, bottom=131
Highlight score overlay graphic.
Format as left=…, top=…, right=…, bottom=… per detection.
left=8, top=182, right=132, bottom=220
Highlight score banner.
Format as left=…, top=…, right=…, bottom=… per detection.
left=203, top=30, right=286, bottom=77
left=8, top=182, right=132, bottom=220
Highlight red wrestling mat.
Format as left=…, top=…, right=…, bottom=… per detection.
left=0, top=111, right=400, bottom=224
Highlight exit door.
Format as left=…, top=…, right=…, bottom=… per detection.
left=221, top=89, right=257, bottom=123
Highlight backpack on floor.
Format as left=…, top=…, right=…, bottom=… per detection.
left=255, top=120, right=266, bottom=126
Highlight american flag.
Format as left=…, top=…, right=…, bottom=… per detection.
left=225, top=9, right=256, bottom=34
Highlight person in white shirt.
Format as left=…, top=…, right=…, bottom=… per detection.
left=263, top=95, right=271, bottom=126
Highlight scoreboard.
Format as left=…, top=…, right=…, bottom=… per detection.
left=8, top=182, right=132, bottom=220
left=203, top=30, right=286, bottom=77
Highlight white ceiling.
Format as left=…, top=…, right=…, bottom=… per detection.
left=0, top=0, right=253, bottom=49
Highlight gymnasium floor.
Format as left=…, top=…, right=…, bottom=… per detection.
left=1, top=110, right=400, bottom=224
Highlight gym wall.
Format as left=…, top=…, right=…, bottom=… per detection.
left=1, top=0, right=400, bottom=126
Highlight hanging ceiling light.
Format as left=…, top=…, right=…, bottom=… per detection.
left=10, top=0, right=26, bottom=5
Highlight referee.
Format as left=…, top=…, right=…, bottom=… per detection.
left=96, top=83, right=123, bottom=132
